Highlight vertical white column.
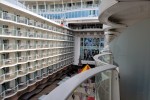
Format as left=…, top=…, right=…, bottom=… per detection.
left=62, top=0, right=64, bottom=10
left=44, top=1, right=46, bottom=12
left=81, top=0, right=83, bottom=8
left=71, top=0, right=73, bottom=10
left=54, top=1, right=55, bottom=12
left=48, top=3, right=50, bottom=12
left=36, top=1, right=38, bottom=14
left=93, top=0, right=94, bottom=7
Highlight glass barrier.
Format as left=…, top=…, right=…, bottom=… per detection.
left=43, top=53, right=119, bottom=100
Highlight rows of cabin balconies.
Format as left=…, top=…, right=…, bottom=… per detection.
left=31, top=3, right=99, bottom=13
left=0, top=50, right=74, bottom=67
left=0, top=42, right=74, bottom=51
left=0, top=57, right=74, bottom=83
left=0, top=11, right=73, bottom=35
left=0, top=27, right=74, bottom=41
left=0, top=58, right=73, bottom=99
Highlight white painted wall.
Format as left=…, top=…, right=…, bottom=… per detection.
left=73, top=36, right=80, bottom=65
left=110, top=18, right=150, bottom=100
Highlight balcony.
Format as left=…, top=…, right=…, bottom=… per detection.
left=42, top=62, right=48, bottom=68
left=42, top=72, right=48, bottom=78
left=28, top=44, right=35, bottom=49
left=0, top=75, right=4, bottom=83
left=28, top=55, right=35, bottom=60
left=2, top=58, right=16, bottom=66
left=3, top=44, right=16, bottom=51
left=28, top=20, right=35, bottom=26
left=0, top=86, right=17, bottom=99
left=2, top=12, right=16, bottom=21
left=1, top=28, right=15, bottom=36
left=36, top=64, right=42, bottom=69
left=36, top=22, right=41, bottom=28
left=28, top=78, right=36, bottom=85
left=36, top=75, right=42, bottom=81
left=17, top=56, right=27, bottom=63
left=5, top=71, right=17, bottom=80
left=18, top=81, right=28, bottom=91
left=16, top=30, right=28, bottom=37
left=17, top=16, right=28, bottom=24
left=18, top=69, right=27, bottom=76
left=28, top=32, right=35, bottom=38
left=28, top=66, right=36, bottom=72
left=17, top=44, right=27, bottom=50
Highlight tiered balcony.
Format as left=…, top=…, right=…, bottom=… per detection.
left=0, top=75, right=4, bottom=83
left=16, top=30, right=28, bottom=37
left=5, top=71, right=17, bottom=80
left=2, top=12, right=16, bottom=21
left=0, top=27, right=74, bottom=43
left=17, top=44, right=27, bottom=50
left=36, top=75, right=42, bottom=81
left=42, top=61, right=48, bottom=68
left=28, top=78, right=36, bottom=85
left=2, top=58, right=16, bottom=66
left=28, top=19, right=35, bottom=26
left=28, top=66, right=36, bottom=72
left=18, top=81, right=28, bottom=91
left=0, top=10, right=74, bottom=37
left=0, top=42, right=74, bottom=52
left=28, top=55, right=36, bottom=60
left=17, top=56, right=28, bottom=63
left=42, top=71, right=48, bottom=78
left=0, top=86, right=17, bottom=99
left=17, top=16, right=28, bottom=24
left=18, top=68, right=28, bottom=76
left=1, top=28, right=15, bottom=36
left=36, top=63, right=42, bottom=70
left=28, top=44, right=35, bottom=49
left=2, top=43, right=16, bottom=51
left=36, top=22, right=41, bottom=27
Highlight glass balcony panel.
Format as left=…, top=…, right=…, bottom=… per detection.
left=17, top=56, right=27, bottom=63
left=4, top=86, right=17, bottom=97
left=18, top=68, right=27, bottom=76
left=18, top=81, right=28, bottom=90
left=5, top=71, right=17, bottom=80
left=18, top=17, right=28, bottom=24
left=28, top=20, right=34, bottom=26
left=3, top=12, right=16, bottom=21
left=28, top=78, right=36, bottom=85
left=28, top=55, right=36, bottom=60
left=16, top=30, right=27, bottom=37
left=28, top=66, right=36, bottom=72
left=0, top=75, right=4, bottom=83
left=2, top=58, right=16, bottom=66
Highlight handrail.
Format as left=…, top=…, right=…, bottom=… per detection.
left=43, top=65, right=117, bottom=100
left=94, top=52, right=112, bottom=65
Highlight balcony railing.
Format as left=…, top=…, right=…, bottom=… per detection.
left=18, top=81, right=28, bottom=91
left=0, top=27, right=74, bottom=42
left=0, top=11, right=73, bottom=35
left=0, top=43, right=73, bottom=52
left=18, top=69, right=28, bottom=76
left=17, top=16, right=28, bottom=24
left=5, top=71, right=17, bottom=80
left=2, top=58, right=16, bottom=66
left=28, top=66, right=36, bottom=72
left=43, top=53, right=120, bottom=100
